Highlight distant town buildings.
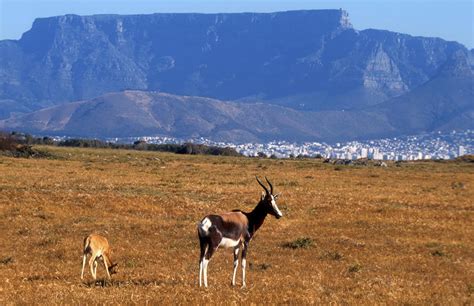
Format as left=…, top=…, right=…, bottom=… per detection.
left=109, top=130, right=473, bottom=160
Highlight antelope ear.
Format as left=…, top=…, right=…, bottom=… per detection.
left=261, top=191, right=265, bottom=200
left=274, top=193, right=282, bottom=199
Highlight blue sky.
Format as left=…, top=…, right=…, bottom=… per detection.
left=0, top=0, right=473, bottom=48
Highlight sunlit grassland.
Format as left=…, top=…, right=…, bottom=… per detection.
left=0, top=146, right=473, bottom=303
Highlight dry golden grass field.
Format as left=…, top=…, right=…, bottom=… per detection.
left=0, top=146, right=473, bottom=304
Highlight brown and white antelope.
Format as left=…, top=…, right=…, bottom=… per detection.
left=81, top=234, right=118, bottom=281
left=197, top=176, right=283, bottom=287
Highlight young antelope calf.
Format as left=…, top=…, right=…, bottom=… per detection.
left=197, top=176, right=283, bottom=287
left=81, top=234, right=118, bottom=281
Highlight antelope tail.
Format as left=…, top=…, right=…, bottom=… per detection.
left=83, top=236, right=91, bottom=254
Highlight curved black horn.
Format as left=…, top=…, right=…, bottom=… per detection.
left=265, top=177, right=274, bottom=194
left=256, top=176, right=269, bottom=194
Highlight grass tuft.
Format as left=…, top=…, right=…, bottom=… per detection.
left=320, top=251, right=343, bottom=261
left=451, top=182, right=465, bottom=189
left=348, top=263, right=362, bottom=273
left=250, top=262, right=272, bottom=271
left=431, top=249, right=446, bottom=257
left=283, top=237, right=314, bottom=249
left=0, top=257, right=14, bottom=265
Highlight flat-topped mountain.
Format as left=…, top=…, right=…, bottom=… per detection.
left=1, top=10, right=471, bottom=113
left=0, top=10, right=472, bottom=141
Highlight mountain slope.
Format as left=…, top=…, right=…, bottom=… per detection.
left=2, top=58, right=471, bottom=143
left=0, top=91, right=396, bottom=142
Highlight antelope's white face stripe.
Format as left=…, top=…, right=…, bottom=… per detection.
left=271, top=196, right=283, bottom=217
left=199, top=217, right=212, bottom=235
left=219, top=237, right=240, bottom=248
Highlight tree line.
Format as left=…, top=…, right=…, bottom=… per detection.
left=0, top=132, right=241, bottom=157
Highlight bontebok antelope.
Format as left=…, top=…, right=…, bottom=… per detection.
left=197, top=176, right=283, bottom=287
left=81, top=234, right=118, bottom=281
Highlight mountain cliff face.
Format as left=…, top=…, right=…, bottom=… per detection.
left=0, top=10, right=472, bottom=141
left=1, top=10, right=470, bottom=117
left=372, top=51, right=474, bottom=133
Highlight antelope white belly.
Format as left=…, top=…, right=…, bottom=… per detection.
left=219, top=237, right=240, bottom=248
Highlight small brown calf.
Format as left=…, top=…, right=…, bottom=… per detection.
left=81, top=234, right=118, bottom=281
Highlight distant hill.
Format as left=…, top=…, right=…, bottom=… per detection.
left=0, top=10, right=472, bottom=141
left=0, top=91, right=397, bottom=142
left=1, top=67, right=472, bottom=142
